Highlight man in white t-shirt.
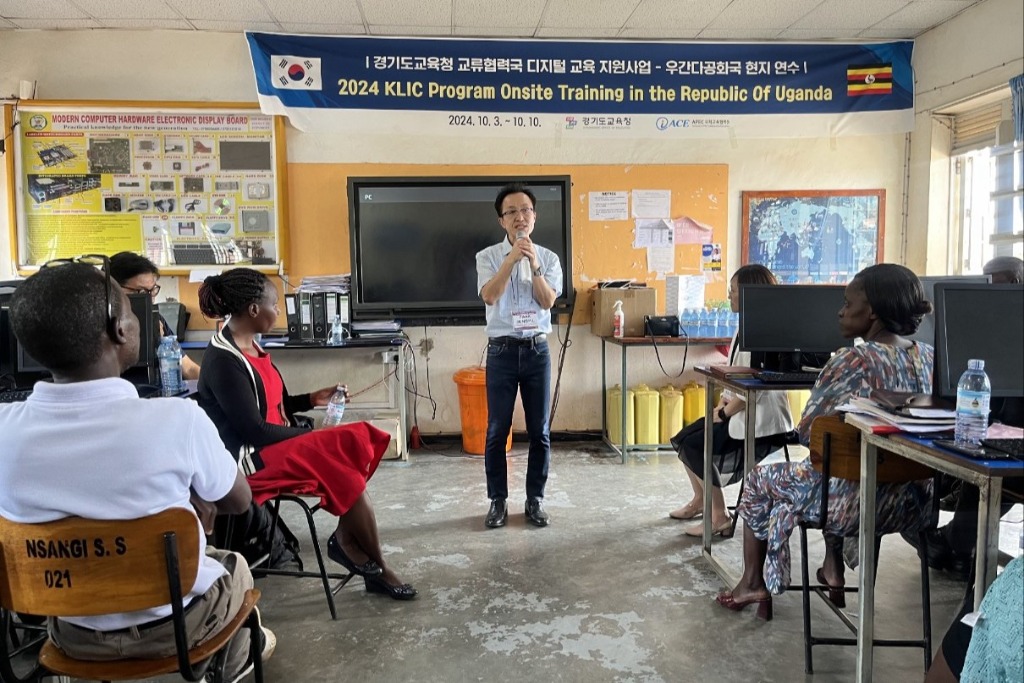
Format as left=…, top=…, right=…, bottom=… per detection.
left=0, top=261, right=265, bottom=682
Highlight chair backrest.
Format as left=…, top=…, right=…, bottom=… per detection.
left=808, top=415, right=934, bottom=483
left=0, top=508, right=199, bottom=618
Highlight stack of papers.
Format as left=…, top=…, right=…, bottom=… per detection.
left=839, top=396, right=956, bottom=434
left=352, top=320, right=401, bottom=337
left=299, top=274, right=350, bottom=293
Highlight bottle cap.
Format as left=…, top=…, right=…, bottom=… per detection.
left=967, top=358, right=985, bottom=370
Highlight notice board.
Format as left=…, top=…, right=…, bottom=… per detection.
left=6, top=101, right=289, bottom=272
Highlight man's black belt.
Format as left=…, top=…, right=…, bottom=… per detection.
left=490, top=335, right=547, bottom=346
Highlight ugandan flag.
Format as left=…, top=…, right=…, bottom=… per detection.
left=847, top=63, right=893, bottom=96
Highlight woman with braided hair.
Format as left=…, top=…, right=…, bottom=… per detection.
left=196, top=268, right=416, bottom=600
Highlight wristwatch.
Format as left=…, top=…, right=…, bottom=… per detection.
left=717, top=407, right=727, bottom=422
left=532, top=266, right=543, bottom=276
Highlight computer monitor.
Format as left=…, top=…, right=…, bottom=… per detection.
left=6, top=292, right=156, bottom=383
left=933, top=283, right=1024, bottom=399
left=739, top=285, right=851, bottom=354
left=911, top=275, right=991, bottom=345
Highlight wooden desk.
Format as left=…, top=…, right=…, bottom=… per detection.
left=600, top=336, right=730, bottom=463
left=853, top=430, right=1023, bottom=682
left=695, top=368, right=815, bottom=587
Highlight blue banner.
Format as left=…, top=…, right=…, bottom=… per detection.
left=246, top=33, right=914, bottom=139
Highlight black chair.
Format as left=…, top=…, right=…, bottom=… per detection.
left=797, top=415, right=937, bottom=674
left=252, top=494, right=354, bottom=620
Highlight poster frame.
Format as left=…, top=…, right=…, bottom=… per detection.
left=7, top=100, right=289, bottom=275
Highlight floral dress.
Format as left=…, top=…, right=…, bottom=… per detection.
left=736, top=341, right=935, bottom=594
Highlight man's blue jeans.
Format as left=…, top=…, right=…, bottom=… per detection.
left=484, top=337, right=551, bottom=502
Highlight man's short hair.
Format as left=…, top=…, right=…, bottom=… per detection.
left=109, top=251, right=159, bottom=286
left=983, top=256, right=1024, bottom=284
left=9, top=263, right=122, bottom=373
left=494, top=183, right=537, bottom=216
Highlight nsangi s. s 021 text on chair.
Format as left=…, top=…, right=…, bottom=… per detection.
left=0, top=508, right=263, bottom=682
left=798, top=415, right=938, bottom=675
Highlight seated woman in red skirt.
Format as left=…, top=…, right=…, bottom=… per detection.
left=196, top=268, right=415, bottom=600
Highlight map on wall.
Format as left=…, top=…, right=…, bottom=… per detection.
left=13, top=105, right=284, bottom=270
left=741, top=190, right=884, bottom=284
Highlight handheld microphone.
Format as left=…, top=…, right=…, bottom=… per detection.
left=515, top=229, right=532, bottom=282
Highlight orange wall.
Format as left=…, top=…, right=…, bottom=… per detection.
left=180, top=163, right=728, bottom=328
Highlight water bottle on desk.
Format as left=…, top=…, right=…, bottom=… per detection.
left=954, top=358, right=990, bottom=446
left=322, top=384, right=348, bottom=427
left=329, top=315, right=346, bottom=346
left=157, top=335, right=184, bottom=397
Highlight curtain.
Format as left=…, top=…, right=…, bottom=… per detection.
left=1011, top=73, right=1024, bottom=143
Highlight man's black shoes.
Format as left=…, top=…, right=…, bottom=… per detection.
left=525, top=498, right=550, bottom=527
left=485, top=499, right=508, bottom=528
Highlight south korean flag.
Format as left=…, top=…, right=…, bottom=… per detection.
left=271, top=56, right=322, bottom=90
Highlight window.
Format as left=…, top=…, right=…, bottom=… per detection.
left=951, top=142, right=1023, bottom=275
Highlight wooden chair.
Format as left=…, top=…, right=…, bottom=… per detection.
left=0, top=508, right=263, bottom=682
left=798, top=415, right=937, bottom=674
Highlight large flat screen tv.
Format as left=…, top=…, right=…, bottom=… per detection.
left=348, top=176, right=574, bottom=324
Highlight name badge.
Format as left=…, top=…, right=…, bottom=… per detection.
left=512, top=309, right=539, bottom=331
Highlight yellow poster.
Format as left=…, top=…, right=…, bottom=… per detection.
left=14, top=106, right=281, bottom=270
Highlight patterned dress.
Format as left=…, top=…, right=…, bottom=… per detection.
left=737, top=341, right=935, bottom=594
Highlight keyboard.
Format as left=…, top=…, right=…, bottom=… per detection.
left=981, top=438, right=1024, bottom=458
left=172, top=243, right=237, bottom=266
left=0, top=389, right=32, bottom=403
left=754, top=370, right=820, bottom=384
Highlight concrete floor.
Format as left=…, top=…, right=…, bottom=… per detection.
left=234, top=442, right=972, bottom=683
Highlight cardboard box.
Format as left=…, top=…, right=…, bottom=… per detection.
left=591, top=287, right=657, bottom=337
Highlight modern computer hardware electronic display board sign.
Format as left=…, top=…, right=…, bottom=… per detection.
left=9, top=102, right=287, bottom=272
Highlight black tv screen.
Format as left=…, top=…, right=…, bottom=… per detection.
left=348, top=176, right=573, bottom=323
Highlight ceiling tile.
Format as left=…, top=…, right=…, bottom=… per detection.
left=70, top=0, right=180, bottom=19
left=278, top=22, right=366, bottom=35
left=188, top=19, right=281, bottom=31
left=96, top=18, right=193, bottom=28
left=535, top=27, right=622, bottom=38
left=165, top=0, right=272, bottom=21
left=698, top=28, right=784, bottom=40
left=618, top=27, right=701, bottom=39
left=872, top=0, right=972, bottom=30
left=776, top=27, right=872, bottom=40
left=542, top=0, right=642, bottom=29
left=9, top=17, right=100, bottom=28
left=625, top=0, right=732, bottom=30
left=704, top=0, right=823, bottom=30
left=369, top=24, right=453, bottom=36
left=360, top=0, right=451, bottom=27
left=265, top=0, right=362, bottom=25
left=857, top=27, right=915, bottom=39
left=790, top=0, right=910, bottom=30
left=0, top=0, right=87, bottom=18
left=453, top=25, right=537, bottom=37
left=453, top=0, right=546, bottom=28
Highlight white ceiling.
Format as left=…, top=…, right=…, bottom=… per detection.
left=0, top=0, right=988, bottom=40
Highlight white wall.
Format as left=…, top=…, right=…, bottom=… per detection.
left=905, top=0, right=1024, bottom=274
left=0, top=25, right=976, bottom=434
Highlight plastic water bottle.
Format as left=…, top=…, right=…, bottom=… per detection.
left=322, top=384, right=347, bottom=427
left=329, top=315, right=345, bottom=346
left=156, top=335, right=184, bottom=396
left=954, top=359, right=991, bottom=446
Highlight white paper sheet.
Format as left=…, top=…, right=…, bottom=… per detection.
left=589, top=191, right=629, bottom=220
left=634, top=218, right=674, bottom=248
left=647, top=245, right=675, bottom=273
left=632, top=189, right=671, bottom=218
left=189, top=268, right=222, bottom=283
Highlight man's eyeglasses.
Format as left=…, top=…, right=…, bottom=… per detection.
left=40, top=254, right=116, bottom=335
left=500, top=207, right=536, bottom=219
left=124, top=284, right=161, bottom=297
